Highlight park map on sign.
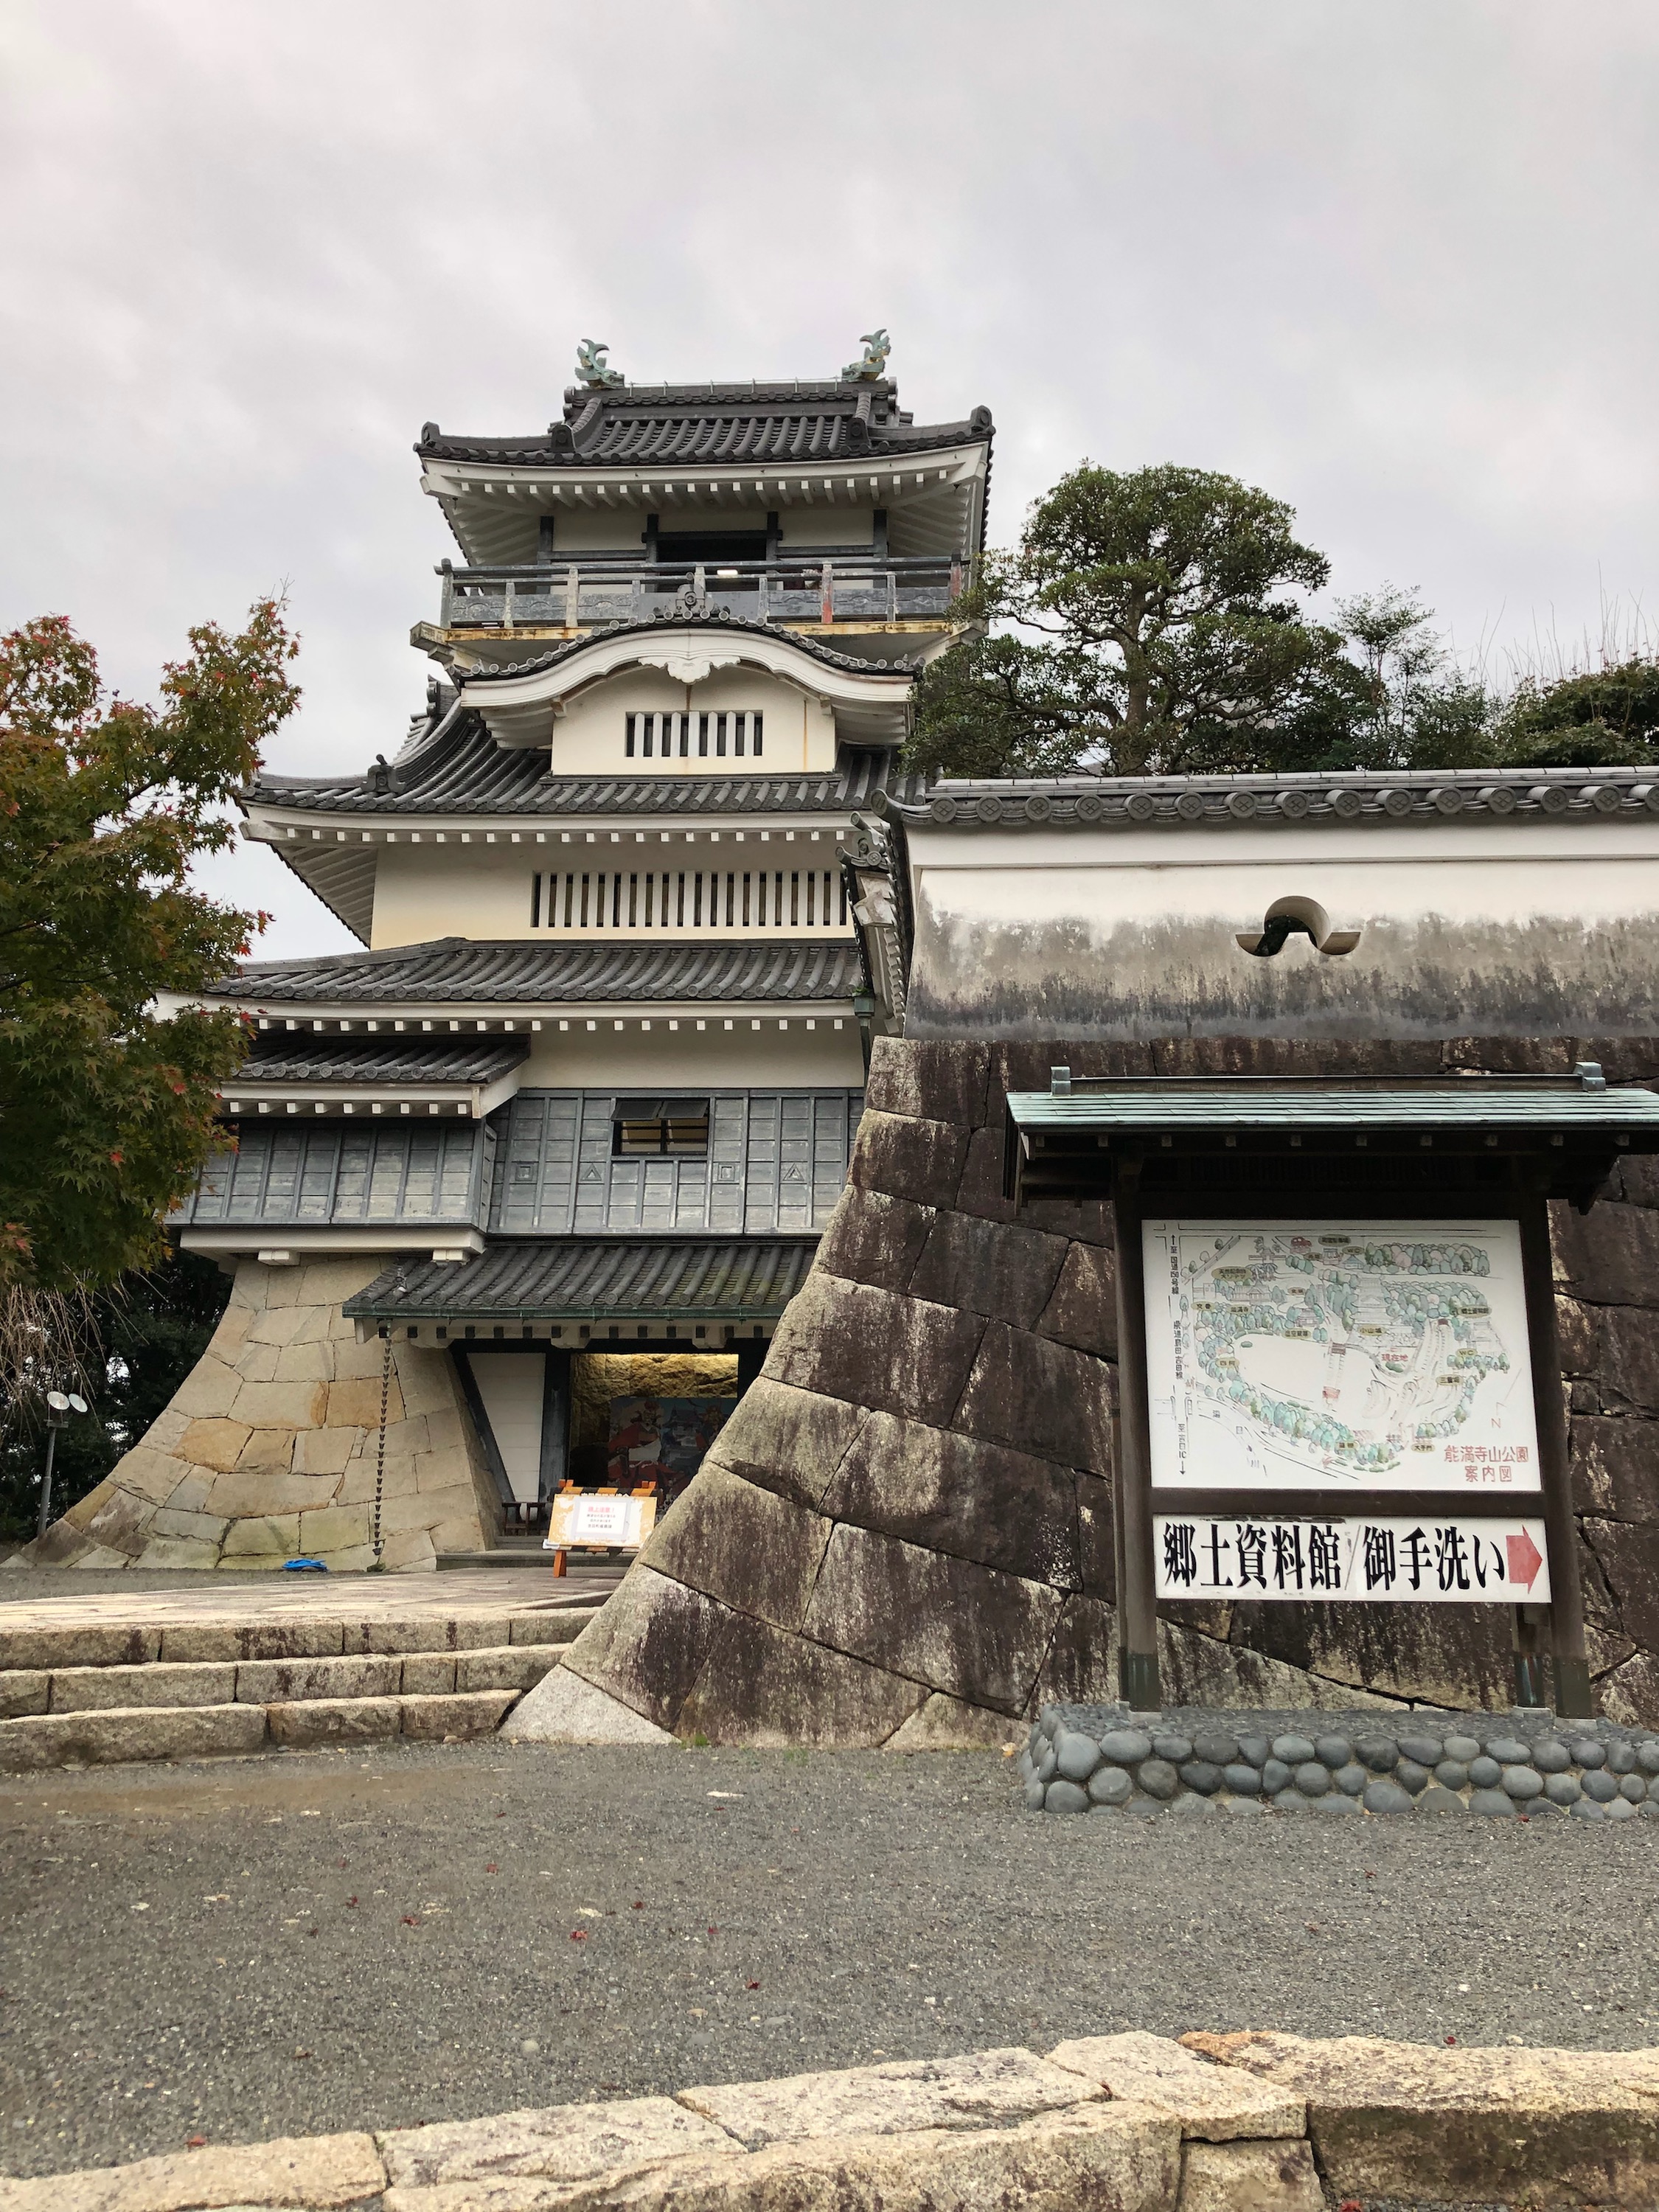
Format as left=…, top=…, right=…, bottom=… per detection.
left=1144, top=1220, right=1541, bottom=1493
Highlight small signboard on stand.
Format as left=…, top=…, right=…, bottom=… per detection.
left=545, top=1488, right=658, bottom=1561
left=1003, top=1065, right=1659, bottom=1718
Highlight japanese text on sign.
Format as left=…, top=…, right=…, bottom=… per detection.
left=1153, top=1514, right=1550, bottom=1604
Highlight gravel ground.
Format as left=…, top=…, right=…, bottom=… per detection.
left=1, top=1739, right=1656, bottom=2180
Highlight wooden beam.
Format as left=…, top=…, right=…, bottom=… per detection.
left=1111, top=1155, right=1160, bottom=1711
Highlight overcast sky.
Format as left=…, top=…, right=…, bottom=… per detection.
left=3, top=1, right=1655, bottom=961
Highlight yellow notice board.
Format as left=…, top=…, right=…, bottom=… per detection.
left=546, top=1492, right=658, bottom=1551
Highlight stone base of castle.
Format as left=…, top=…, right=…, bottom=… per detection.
left=18, top=1257, right=496, bottom=1572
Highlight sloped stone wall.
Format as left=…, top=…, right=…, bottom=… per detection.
left=552, top=1035, right=1659, bottom=1742
left=19, top=1258, right=498, bottom=1572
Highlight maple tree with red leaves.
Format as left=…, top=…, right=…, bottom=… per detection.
left=0, top=599, right=299, bottom=1292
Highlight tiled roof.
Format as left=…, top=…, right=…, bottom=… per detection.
left=417, top=382, right=992, bottom=470
left=240, top=1035, right=529, bottom=1084
left=344, top=1235, right=818, bottom=1321
left=248, top=718, right=924, bottom=819
left=885, top=767, right=1659, bottom=831
left=212, top=937, right=863, bottom=1008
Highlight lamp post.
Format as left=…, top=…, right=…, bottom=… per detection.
left=36, top=1390, right=89, bottom=1540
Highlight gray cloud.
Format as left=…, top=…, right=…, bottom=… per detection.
left=3, top=0, right=1655, bottom=958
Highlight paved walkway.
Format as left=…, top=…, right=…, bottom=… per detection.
left=0, top=1565, right=619, bottom=1625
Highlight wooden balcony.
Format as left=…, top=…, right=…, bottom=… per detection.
left=424, top=554, right=967, bottom=647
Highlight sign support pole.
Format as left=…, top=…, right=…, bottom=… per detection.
left=1111, top=1155, right=1160, bottom=1712
left=1518, top=1192, right=1591, bottom=1717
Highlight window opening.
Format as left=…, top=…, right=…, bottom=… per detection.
left=612, top=1096, right=711, bottom=1158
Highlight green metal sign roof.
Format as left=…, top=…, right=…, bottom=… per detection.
left=1006, top=1075, right=1659, bottom=1137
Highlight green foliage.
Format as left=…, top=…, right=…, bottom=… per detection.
left=1498, top=656, right=1659, bottom=768
left=0, top=602, right=299, bottom=1292
left=910, top=464, right=1345, bottom=780
left=0, top=1248, right=229, bottom=1540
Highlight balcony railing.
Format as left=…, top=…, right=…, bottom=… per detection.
left=435, top=555, right=967, bottom=634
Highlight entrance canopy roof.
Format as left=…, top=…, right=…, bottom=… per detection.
left=346, top=1234, right=815, bottom=1334
left=1004, top=1068, right=1659, bottom=1213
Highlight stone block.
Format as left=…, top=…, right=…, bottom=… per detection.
left=246, top=1303, right=313, bottom=1346
left=331, top=1332, right=395, bottom=1380
left=236, top=1425, right=299, bottom=1471
left=159, top=1619, right=342, bottom=1663
left=0, top=2129, right=386, bottom=2212
left=325, top=1371, right=403, bottom=1425
left=111, top=1447, right=194, bottom=1507
left=166, top=1472, right=212, bottom=1513
left=815, top=1187, right=936, bottom=1293
left=293, top=1425, right=359, bottom=1477
left=884, top=1692, right=1026, bottom=1750
left=0, top=1671, right=49, bottom=1719
left=954, top=1324, right=1113, bottom=1475
left=147, top=1506, right=230, bottom=1544
left=504, top=1667, right=677, bottom=1742
left=81, top=1489, right=156, bottom=1559
left=1183, top=2031, right=1659, bottom=2207
left=908, top=1211, right=1068, bottom=1329
left=266, top=1695, right=404, bottom=1747
left=237, top=1341, right=281, bottom=1382
left=0, top=1703, right=266, bottom=1773
left=597, top=2104, right=1176, bottom=2212
left=178, top=1417, right=253, bottom=1472
left=863, top=1037, right=992, bottom=1127
left=399, top=1688, right=518, bottom=1739
left=1596, top=1306, right=1659, bottom=1415
left=1047, top=2032, right=1304, bottom=2140
left=801, top=1523, right=1062, bottom=1712
left=1554, top=1199, right=1659, bottom=1310
left=675, top=1610, right=928, bottom=1748
left=953, top=1122, right=1024, bottom=1226
left=823, top=1412, right=1082, bottom=1586
left=1159, top=1621, right=1326, bottom=1711
left=399, top=1652, right=457, bottom=1694
left=237, top=1655, right=401, bottom=1702
left=392, top=1346, right=459, bottom=1415
left=1036, top=1239, right=1119, bottom=1357
left=337, top=1455, right=419, bottom=1506
left=1584, top=1517, right=1659, bottom=1648
left=229, top=1377, right=327, bottom=1428
left=0, top=1623, right=161, bottom=1671
left=1034, top=1596, right=1119, bottom=1706
left=204, top=1466, right=363, bottom=1520
left=296, top=1254, right=383, bottom=1307
left=848, top=1108, right=971, bottom=1208
left=299, top=1505, right=373, bottom=1556
left=455, top=1645, right=559, bottom=1691
left=378, top=1527, right=438, bottom=1572
left=558, top=1562, right=731, bottom=1731
left=380, top=2092, right=734, bottom=2190
left=1178, top=2138, right=1323, bottom=2212
left=429, top=1512, right=490, bottom=1554
left=417, top=1457, right=475, bottom=1495
left=50, top=1661, right=235, bottom=1712
left=167, top=1354, right=243, bottom=1419
left=220, top=1513, right=302, bottom=1557
left=509, top=1609, right=602, bottom=1645
left=766, top=1273, right=986, bottom=1427
left=274, top=1339, right=334, bottom=1383
left=640, top=1465, right=832, bottom=1632
left=205, top=1301, right=254, bottom=1354
left=1571, top=1414, right=1659, bottom=1521
left=678, top=2045, right=1102, bottom=2150
left=130, top=1534, right=223, bottom=1572
left=1599, top=1647, right=1659, bottom=1728
left=1077, top=1472, right=1116, bottom=1599
left=702, top=1379, right=869, bottom=1510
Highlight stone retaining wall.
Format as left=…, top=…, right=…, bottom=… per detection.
left=8, top=2031, right=1659, bottom=2210
left=1022, top=1702, right=1659, bottom=1819
left=17, top=1257, right=497, bottom=1573
left=521, top=1035, right=1659, bottom=1745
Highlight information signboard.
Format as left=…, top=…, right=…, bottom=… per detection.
left=1144, top=1220, right=1541, bottom=1495
left=1153, top=1512, right=1551, bottom=1603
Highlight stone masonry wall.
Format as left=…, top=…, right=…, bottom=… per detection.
left=554, top=1034, right=1659, bottom=1742
left=19, top=1257, right=498, bottom=1573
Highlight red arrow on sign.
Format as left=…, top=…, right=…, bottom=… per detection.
left=1506, top=1529, right=1544, bottom=1591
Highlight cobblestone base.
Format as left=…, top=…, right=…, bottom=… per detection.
left=1021, top=1703, right=1659, bottom=1818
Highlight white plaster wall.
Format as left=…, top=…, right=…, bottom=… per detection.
left=516, top=1023, right=863, bottom=1087
left=780, top=509, right=875, bottom=546
left=540, top=666, right=837, bottom=779
left=543, top=510, right=647, bottom=554
left=370, top=830, right=852, bottom=948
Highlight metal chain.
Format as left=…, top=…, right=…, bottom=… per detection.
left=372, top=1327, right=390, bottom=1569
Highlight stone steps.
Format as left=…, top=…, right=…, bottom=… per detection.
left=0, top=1688, right=523, bottom=1772
left=0, top=1603, right=602, bottom=1771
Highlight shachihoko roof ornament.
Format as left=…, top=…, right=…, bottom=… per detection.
left=574, top=338, right=623, bottom=389
left=841, top=328, right=891, bottom=382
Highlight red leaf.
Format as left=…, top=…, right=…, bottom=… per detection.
left=401, top=1914, right=420, bottom=1927
left=707, top=1926, right=718, bottom=1935
left=1445, top=2034, right=1456, bottom=2045
left=569, top=1929, right=588, bottom=1942
left=187, top=2135, right=208, bottom=2149
left=632, top=1900, right=644, bottom=1910
left=745, top=1979, right=760, bottom=1990
left=346, top=1898, right=357, bottom=1907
